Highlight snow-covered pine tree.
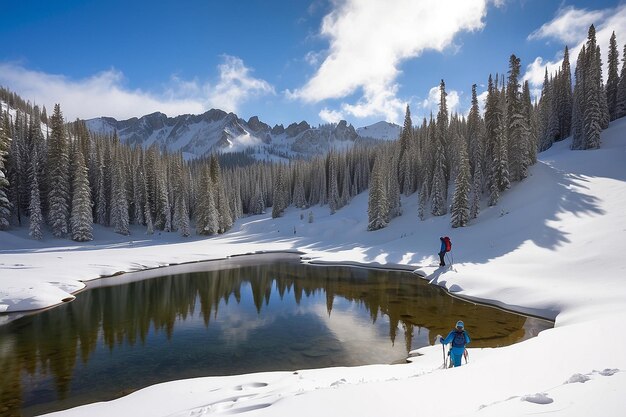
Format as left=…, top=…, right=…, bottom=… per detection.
left=196, top=163, right=221, bottom=235
left=436, top=80, right=450, bottom=186
left=537, top=69, right=553, bottom=151
left=0, top=111, right=12, bottom=230
left=583, top=28, right=604, bottom=150
left=398, top=105, right=414, bottom=195
left=430, top=140, right=447, bottom=216
left=272, top=163, right=288, bottom=218
left=7, top=110, right=25, bottom=226
left=484, top=75, right=508, bottom=205
left=597, top=44, right=610, bottom=131
left=46, top=104, right=70, bottom=237
left=451, top=143, right=470, bottom=228
left=110, top=147, right=130, bottom=236
left=522, top=81, right=536, bottom=169
left=418, top=181, right=428, bottom=221
left=132, top=149, right=145, bottom=226
left=616, top=44, right=626, bottom=119
left=606, top=32, right=620, bottom=121
left=95, top=149, right=107, bottom=226
left=28, top=150, right=43, bottom=240
left=154, top=160, right=171, bottom=232
left=558, top=46, right=573, bottom=140
left=172, top=153, right=190, bottom=237
left=292, top=164, right=307, bottom=208
left=387, top=152, right=401, bottom=220
left=367, top=154, right=387, bottom=231
left=327, top=152, right=340, bottom=214
left=70, top=139, right=93, bottom=241
left=209, top=155, right=232, bottom=233
left=506, top=54, right=528, bottom=183
left=340, top=157, right=351, bottom=207
left=571, top=45, right=586, bottom=150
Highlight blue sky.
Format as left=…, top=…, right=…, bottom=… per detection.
left=1, top=0, right=625, bottom=127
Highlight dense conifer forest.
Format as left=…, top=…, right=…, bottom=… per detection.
left=1, top=25, right=625, bottom=240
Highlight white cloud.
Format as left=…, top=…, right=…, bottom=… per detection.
left=523, top=4, right=626, bottom=99
left=527, top=6, right=607, bottom=45
left=289, top=0, right=489, bottom=123
left=0, top=56, right=274, bottom=121
left=319, top=108, right=344, bottom=123
left=206, top=55, right=275, bottom=113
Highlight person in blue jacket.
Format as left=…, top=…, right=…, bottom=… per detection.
left=438, top=237, right=447, bottom=266
left=440, top=320, right=470, bottom=367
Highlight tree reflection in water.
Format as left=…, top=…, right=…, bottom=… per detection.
left=0, top=258, right=551, bottom=416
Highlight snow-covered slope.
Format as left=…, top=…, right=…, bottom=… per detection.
left=356, top=121, right=401, bottom=140
left=86, top=111, right=381, bottom=160
left=2, top=118, right=626, bottom=416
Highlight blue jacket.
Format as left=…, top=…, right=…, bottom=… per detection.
left=439, top=238, right=446, bottom=254
left=441, top=330, right=470, bottom=349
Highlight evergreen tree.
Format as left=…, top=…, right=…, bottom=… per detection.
left=28, top=151, right=43, bottom=240
left=387, top=152, right=401, bottom=220
left=196, top=166, right=219, bottom=235
left=616, top=44, right=626, bottom=119
left=292, top=165, right=307, bottom=208
left=418, top=181, right=427, bottom=221
left=46, top=104, right=70, bottom=237
left=70, top=141, right=93, bottom=241
left=467, top=84, right=483, bottom=180
left=0, top=112, right=12, bottom=230
left=430, top=141, right=447, bottom=216
left=110, top=148, right=130, bottom=235
left=571, top=45, right=586, bottom=150
left=327, top=153, right=340, bottom=214
left=606, top=32, right=620, bottom=121
left=450, top=144, right=471, bottom=228
left=582, top=27, right=604, bottom=149
left=558, top=46, right=573, bottom=139
left=485, top=75, right=508, bottom=205
left=367, top=155, right=387, bottom=231
left=398, top=105, right=414, bottom=195
left=172, top=154, right=190, bottom=237
left=506, top=54, right=528, bottom=182
left=272, top=164, right=288, bottom=218
left=436, top=80, right=450, bottom=185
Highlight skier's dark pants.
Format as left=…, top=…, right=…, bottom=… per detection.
left=438, top=251, right=445, bottom=266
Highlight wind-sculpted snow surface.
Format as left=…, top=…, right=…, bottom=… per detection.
left=3, top=117, right=626, bottom=416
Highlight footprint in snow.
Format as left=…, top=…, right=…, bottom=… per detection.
left=520, top=393, right=553, bottom=405
left=598, top=368, right=619, bottom=376
left=330, top=378, right=347, bottom=387
left=565, top=373, right=591, bottom=384
left=234, top=382, right=268, bottom=391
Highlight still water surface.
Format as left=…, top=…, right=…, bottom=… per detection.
left=0, top=255, right=552, bottom=416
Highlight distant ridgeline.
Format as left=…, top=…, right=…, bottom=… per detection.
left=0, top=24, right=625, bottom=240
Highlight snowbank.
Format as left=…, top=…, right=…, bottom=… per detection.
left=2, top=118, right=626, bottom=416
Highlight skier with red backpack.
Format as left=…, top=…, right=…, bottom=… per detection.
left=438, top=236, right=451, bottom=266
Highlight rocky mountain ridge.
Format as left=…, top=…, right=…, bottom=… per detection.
left=85, top=110, right=401, bottom=160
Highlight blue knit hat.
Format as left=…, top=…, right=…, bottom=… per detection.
left=456, top=320, right=464, bottom=329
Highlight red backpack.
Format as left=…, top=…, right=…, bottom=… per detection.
left=443, top=236, right=452, bottom=252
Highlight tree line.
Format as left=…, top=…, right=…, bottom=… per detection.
left=0, top=25, right=625, bottom=240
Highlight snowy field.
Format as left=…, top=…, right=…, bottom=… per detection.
left=1, top=118, right=626, bottom=416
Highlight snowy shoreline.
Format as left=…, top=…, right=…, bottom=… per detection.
left=2, top=118, right=626, bottom=416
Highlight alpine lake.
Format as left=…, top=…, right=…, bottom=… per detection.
left=0, top=253, right=552, bottom=416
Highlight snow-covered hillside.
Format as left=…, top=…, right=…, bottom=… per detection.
left=2, top=118, right=626, bottom=416
left=356, top=121, right=401, bottom=140
left=86, top=111, right=382, bottom=160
